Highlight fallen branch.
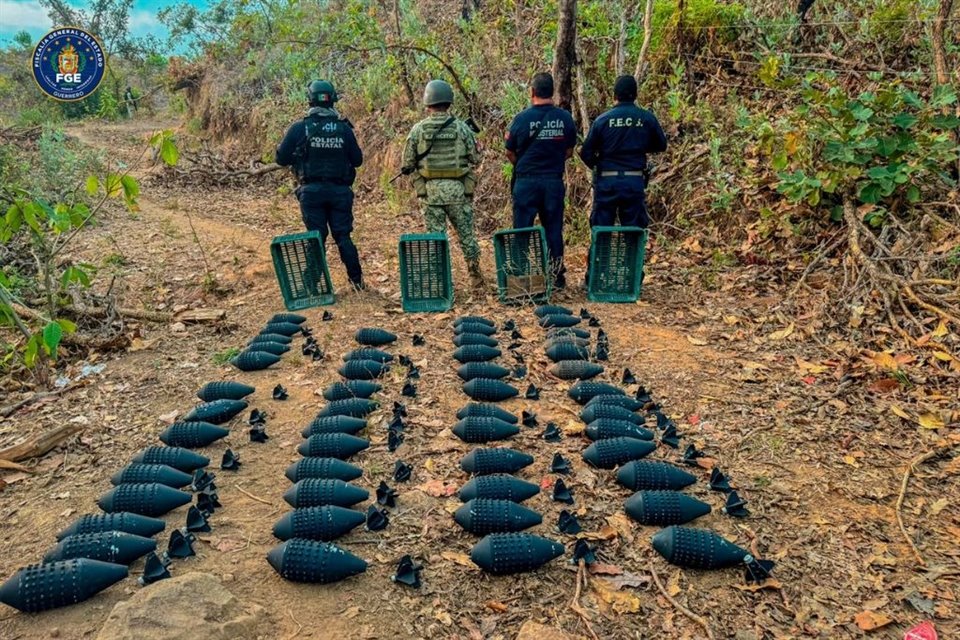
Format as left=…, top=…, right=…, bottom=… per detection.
left=64, top=304, right=225, bottom=324
left=163, top=160, right=284, bottom=183
left=0, top=459, right=32, bottom=472
left=894, top=446, right=956, bottom=567
left=15, top=299, right=170, bottom=324
left=570, top=560, right=600, bottom=640
left=0, top=385, right=80, bottom=419
left=649, top=563, right=715, bottom=640
left=0, top=423, right=83, bottom=462
left=783, top=231, right=846, bottom=302
left=235, top=484, right=275, bottom=506
left=843, top=199, right=960, bottom=337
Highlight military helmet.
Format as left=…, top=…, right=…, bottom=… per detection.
left=307, top=80, right=339, bottom=105
left=423, top=80, right=454, bottom=107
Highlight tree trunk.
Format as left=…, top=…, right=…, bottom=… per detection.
left=553, top=0, right=578, bottom=112
left=574, top=57, right=591, bottom=137
left=633, top=0, right=654, bottom=81
left=616, top=3, right=627, bottom=75
left=931, top=0, right=958, bottom=177
left=931, top=0, right=954, bottom=85
left=392, top=0, right=416, bottom=108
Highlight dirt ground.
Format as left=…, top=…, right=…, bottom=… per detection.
left=0, top=119, right=957, bottom=640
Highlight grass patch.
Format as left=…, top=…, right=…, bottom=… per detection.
left=213, top=347, right=240, bottom=365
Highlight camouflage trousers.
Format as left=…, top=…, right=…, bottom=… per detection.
left=422, top=179, right=481, bottom=265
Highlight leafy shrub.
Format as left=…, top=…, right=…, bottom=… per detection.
left=773, top=77, right=959, bottom=223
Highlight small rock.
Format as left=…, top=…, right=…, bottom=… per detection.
left=170, top=322, right=187, bottom=333
left=97, top=572, right=266, bottom=640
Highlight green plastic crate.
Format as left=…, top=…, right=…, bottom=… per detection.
left=398, top=233, right=454, bottom=312
left=587, top=226, right=648, bottom=303
left=493, top=226, right=551, bottom=304
left=270, top=231, right=335, bottom=310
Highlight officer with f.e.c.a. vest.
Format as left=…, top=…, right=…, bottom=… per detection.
left=579, top=74, right=667, bottom=229
left=276, top=80, right=365, bottom=290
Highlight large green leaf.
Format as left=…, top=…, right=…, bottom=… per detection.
left=876, top=137, right=900, bottom=157
left=891, top=113, right=918, bottom=129
left=21, top=202, right=41, bottom=233
left=850, top=103, right=875, bottom=121
left=42, top=321, right=63, bottom=357
left=57, top=318, right=77, bottom=334
left=120, top=175, right=140, bottom=207
left=931, top=85, right=957, bottom=108
left=931, top=115, right=960, bottom=130
left=772, top=151, right=788, bottom=171
left=24, top=334, right=40, bottom=368
left=859, top=182, right=883, bottom=204
left=160, top=138, right=179, bottom=166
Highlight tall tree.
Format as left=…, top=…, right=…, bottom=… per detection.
left=931, top=0, right=955, bottom=86
left=39, top=0, right=133, bottom=54
left=553, top=0, right=577, bottom=112
left=633, top=0, right=654, bottom=80
left=931, top=0, right=958, bottom=177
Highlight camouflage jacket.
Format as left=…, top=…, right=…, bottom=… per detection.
left=403, top=113, right=478, bottom=200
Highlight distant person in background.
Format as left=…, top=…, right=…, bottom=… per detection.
left=124, top=86, right=137, bottom=118
left=276, top=80, right=365, bottom=290
left=402, top=79, right=484, bottom=289
left=505, top=72, right=577, bottom=289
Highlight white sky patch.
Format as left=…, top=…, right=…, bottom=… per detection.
left=128, top=9, right=160, bottom=32
left=0, top=0, right=52, bottom=31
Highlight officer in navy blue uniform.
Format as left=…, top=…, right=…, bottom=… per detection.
left=276, top=80, right=365, bottom=290
left=505, top=72, right=577, bottom=289
left=579, top=75, right=667, bottom=229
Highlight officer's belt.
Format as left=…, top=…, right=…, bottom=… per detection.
left=301, top=178, right=347, bottom=185
left=598, top=170, right=644, bottom=177
left=515, top=171, right=563, bottom=179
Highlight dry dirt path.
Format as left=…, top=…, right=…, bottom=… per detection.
left=0, top=119, right=956, bottom=639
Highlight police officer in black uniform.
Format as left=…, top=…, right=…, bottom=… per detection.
left=505, top=72, right=577, bottom=289
left=579, top=75, right=667, bottom=229
left=276, top=80, right=364, bottom=290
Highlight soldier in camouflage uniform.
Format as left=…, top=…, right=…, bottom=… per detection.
left=402, top=80, right=484, bottom=289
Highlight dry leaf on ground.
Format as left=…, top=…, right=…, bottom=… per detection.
left=441, top=551, right=475, bottom=568
left=592, top=578, right=641, bottom=614
left=767, top=323, right=795, bottom=340
left=854, top=610, right=893, bottom=631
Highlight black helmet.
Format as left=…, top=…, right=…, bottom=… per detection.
left=307, top=80, right=339, bottom=106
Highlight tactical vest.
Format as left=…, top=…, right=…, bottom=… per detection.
left=298, top=115, right=350, bottom=184
left=416, top=118, right=469, bottom=179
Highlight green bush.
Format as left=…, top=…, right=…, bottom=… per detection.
left=33, top=128, right=105, bottom=202
left=644, top=0, right=746, bottom=55
left=774, top=77, right=960, bottom=222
